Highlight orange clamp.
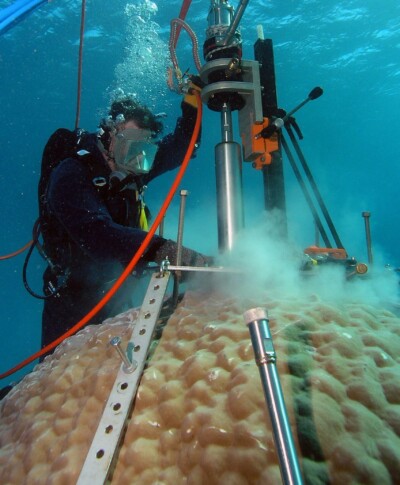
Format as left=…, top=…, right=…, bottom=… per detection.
left=304, top=245, right=348, bottom=260
left=250, top=118, right=279, bottom=170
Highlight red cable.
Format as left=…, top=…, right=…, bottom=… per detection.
left=0, top=240, right=33, bottom=261
left=0, top=93, right=202, bottom=380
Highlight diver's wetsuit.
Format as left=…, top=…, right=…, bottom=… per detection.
left=41, top=103, right=199, bottom=351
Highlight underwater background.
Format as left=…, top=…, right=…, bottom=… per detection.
left=0, top=0, right=399, bottom=387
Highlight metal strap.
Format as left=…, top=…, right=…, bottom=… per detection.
left=77, top=271, right=171, bottom=484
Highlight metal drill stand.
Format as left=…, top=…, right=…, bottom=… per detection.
left=200, top=58, right=263, bottom=252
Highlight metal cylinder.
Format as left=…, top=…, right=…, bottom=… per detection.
left=109, top=336, right=137, bottom=374
left=176, top=190, right=188, bottom=266
left=244, top=308, right=303, bottom=485
left=215, top=140, right=244, bottom=252
left=222, top=0, right=250, bottom=46
left=362, top=211, right=373, bottom=264
left=206, top=0, right=234, bottom=39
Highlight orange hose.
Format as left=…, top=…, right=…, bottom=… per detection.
left=0, top=93, right=202, bottom=380
left=0, top=240, right=33, bottom=260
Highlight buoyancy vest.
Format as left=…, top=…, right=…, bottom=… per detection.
left=36, top=128, right=149, bottom=296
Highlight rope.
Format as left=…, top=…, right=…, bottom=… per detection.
left=74, top=0, right=86, bottom=129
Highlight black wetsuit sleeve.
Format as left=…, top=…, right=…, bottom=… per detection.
left=142, top=102, right=200, bottom=185
left=47, top=158, right=165, bottom=264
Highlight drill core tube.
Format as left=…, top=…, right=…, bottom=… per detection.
left=244, top=308, right=303, bottom=485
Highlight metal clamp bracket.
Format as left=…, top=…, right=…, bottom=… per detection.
left=77, top=270, right=171, bottom=484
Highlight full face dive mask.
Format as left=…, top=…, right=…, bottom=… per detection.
left=113, top=127, right=158, bottom=175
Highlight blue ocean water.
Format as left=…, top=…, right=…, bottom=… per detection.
left=0, top=0, right=399, bottom=386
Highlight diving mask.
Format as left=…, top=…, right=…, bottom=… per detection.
left=113, top=128, right=158, bottom=175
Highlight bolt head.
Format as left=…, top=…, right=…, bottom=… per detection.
left=110, top=336, right=121, bottom=346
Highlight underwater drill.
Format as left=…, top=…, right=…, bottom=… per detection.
left=200, top=0, right=367, bottom=278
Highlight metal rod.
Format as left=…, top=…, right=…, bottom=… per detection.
left=109, top=336, right=137, bottom=374
left=221, top=103, right=234, bottom=142
left=281, top=88, right=323, bottom=124
left=173, top=190, right=188, bottom=306
left=243, top=308, right=303, bottom=485
left=176, top=190, right=188, bottom=265
left=280, top=134, right=332, bottom=248
left=314, top=219, right=320, bottom=246
left=222, top=0, right=250, bottom=46
left=164, top=263, right=241, bottom=273
left=285, top=124, right=344, bottom=249
left=362, top=211, right=373, bottom=264
left=283, top=98, right=309, bottom=122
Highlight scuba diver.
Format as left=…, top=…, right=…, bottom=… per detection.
left=39, top=90, right=209, bottom=354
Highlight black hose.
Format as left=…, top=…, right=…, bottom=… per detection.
left=285, top=123, right=345, bottom=249
left=22, top=229, right=48, bottom=300
left=280, top=134, right=332, bottom=248
left=22, top=219, right=62, bottom=300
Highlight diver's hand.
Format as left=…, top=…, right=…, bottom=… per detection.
left=152, top=239, right=212, bottom=267
left=183, top=75, right=204, bottom=109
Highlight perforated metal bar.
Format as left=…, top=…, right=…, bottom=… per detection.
left=77, top=271, right=171, bottom=484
